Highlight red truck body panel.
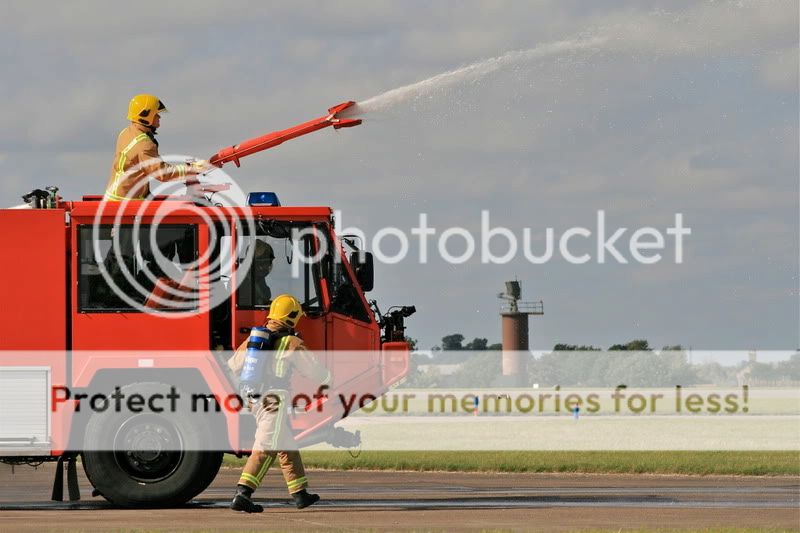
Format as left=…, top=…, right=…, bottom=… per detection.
left=0, top=209, right=68, bottom=350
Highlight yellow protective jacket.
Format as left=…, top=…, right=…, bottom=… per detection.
left=105, top=122, right=192, bottom=201
left=228, top=320, right=331, bottom=388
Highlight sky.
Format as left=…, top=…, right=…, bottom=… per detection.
left=1, top=1, right=797, bottom=351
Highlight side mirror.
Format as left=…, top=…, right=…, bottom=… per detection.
left=349, top=251, right=374, bottom=292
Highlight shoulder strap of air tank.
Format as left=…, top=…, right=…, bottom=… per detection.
left=269, top=329, right=294, bottom=345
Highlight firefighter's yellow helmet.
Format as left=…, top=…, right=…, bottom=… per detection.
left=268, top=294, right=304, bottom=328
left=127, top=94, right=167, bottom=126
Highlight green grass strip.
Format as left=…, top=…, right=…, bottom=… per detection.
left=223, top=451, right=799, bottom=475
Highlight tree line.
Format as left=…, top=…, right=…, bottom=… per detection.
left=401, top=335, right=800, bottom=388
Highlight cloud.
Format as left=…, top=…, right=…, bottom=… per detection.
left=759, top=46, right=800, bottom=91
left=1, top=0, right=797, bottom=350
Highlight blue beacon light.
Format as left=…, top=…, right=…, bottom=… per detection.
left=247, top=192, right=281, bottom=206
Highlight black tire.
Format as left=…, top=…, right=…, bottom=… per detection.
left=81, top=382, right=223, bottom=507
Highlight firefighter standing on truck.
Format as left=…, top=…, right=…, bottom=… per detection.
left=229, top=294, right=330, bottom=513
left=105, top=94, right=209, bottom=201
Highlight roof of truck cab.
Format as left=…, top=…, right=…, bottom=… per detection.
left=67, top=199, right=333, bottom=221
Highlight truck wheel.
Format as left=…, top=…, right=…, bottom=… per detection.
left=82, top=382, right=224, bottom=507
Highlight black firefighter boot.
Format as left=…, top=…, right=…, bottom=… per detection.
left=292, top=489, right=320, bottom=509
left=231, top=484, right=264, bottom=513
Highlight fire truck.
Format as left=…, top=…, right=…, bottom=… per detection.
left=0, top=102, right=414, bottom=507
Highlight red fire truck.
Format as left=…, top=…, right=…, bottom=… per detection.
left=0, top=102, right=414, bottom=507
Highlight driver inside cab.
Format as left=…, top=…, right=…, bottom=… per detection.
left=239, top=240, right=276, bottom=307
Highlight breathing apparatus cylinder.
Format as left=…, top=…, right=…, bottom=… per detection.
left=239, top=326, right=272, bottom=395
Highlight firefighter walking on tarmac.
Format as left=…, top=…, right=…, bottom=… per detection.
left=228, top=294, right=331, bottom=513
left=105, top=94, right=210, bottom=201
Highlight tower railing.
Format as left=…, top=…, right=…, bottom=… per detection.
left=500, top=300, right=544, bottom=315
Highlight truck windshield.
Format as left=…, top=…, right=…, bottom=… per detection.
left=235, top=223, right=321, bottom=313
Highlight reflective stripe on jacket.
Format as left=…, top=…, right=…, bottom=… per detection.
left=105, top=123, right=189, bottom=200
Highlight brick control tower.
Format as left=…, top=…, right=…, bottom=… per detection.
left=498, top=281, right=543, bottom=386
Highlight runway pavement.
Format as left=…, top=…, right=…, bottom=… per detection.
left=0, top=463, right=797, bottom=531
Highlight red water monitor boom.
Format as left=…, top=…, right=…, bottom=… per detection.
left=208, top=101, right=362, bottom=168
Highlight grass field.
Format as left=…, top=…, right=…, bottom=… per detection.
left=222, top=451, right=800, bottom=475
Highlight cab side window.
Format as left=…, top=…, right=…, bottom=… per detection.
left=78, top=225, right=198, bottom=312
left=235, top=231, right=321, bottom=313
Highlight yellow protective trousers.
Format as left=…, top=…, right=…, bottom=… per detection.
left=238, top=391, right=308, bottom=494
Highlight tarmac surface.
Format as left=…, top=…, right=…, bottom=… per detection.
left=0, top=463, right=798, bottom=531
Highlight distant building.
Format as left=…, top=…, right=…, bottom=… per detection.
left=416, top=363, right=463, bottom=376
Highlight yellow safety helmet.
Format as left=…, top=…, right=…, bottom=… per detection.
left=268, top=294, right=304, bottom=328
left=127, top=94, right=167, bottom=126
